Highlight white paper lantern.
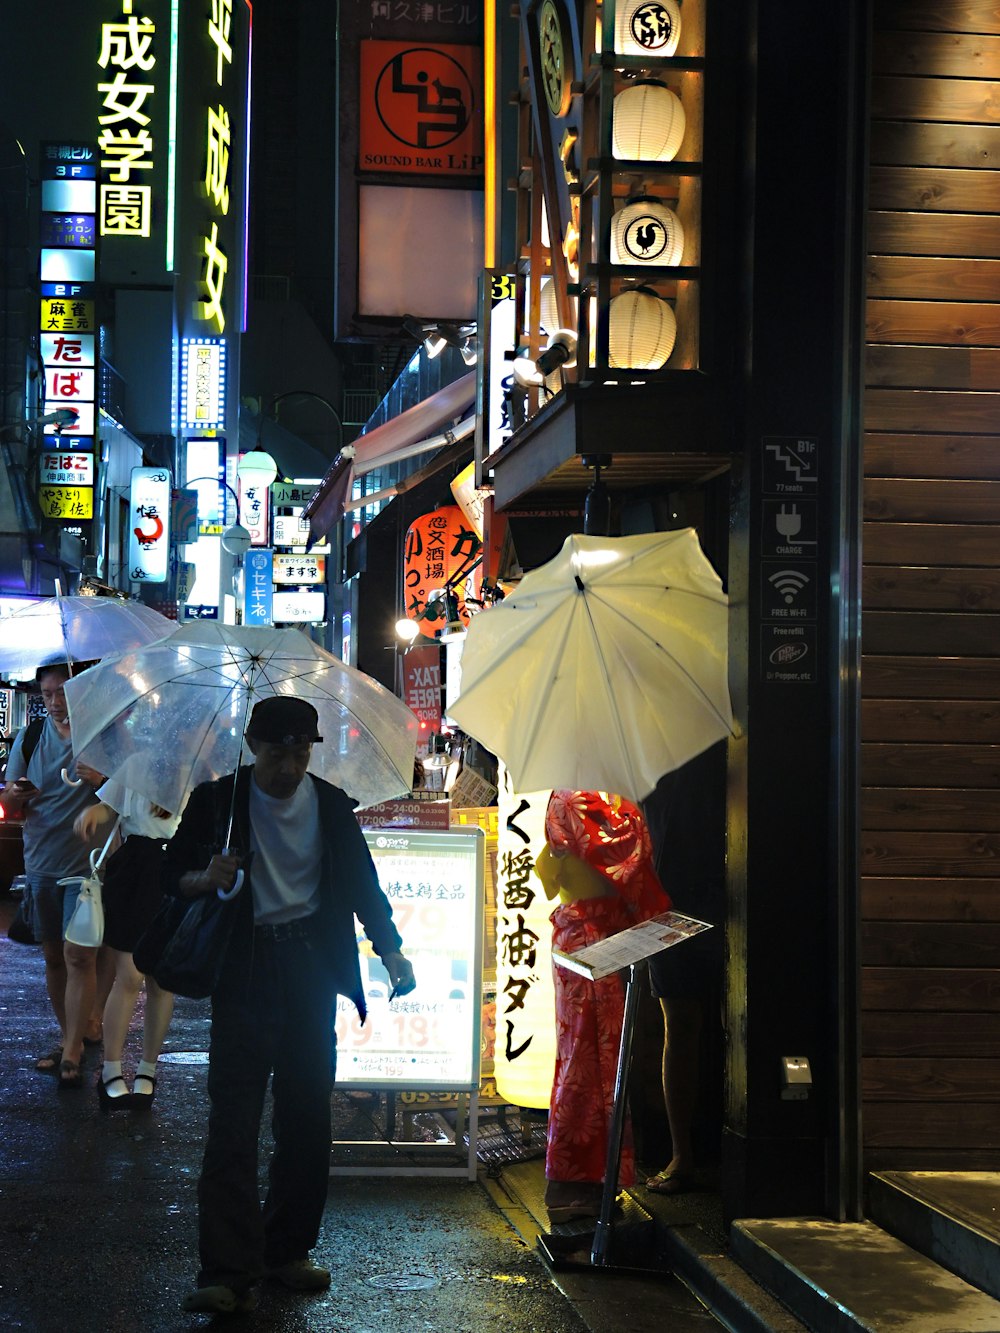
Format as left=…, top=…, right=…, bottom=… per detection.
left=613, top=80, right=686, bottom=162
left=611, top=196, right=685, bottom=266
left=608, top=288, right=677, bottom=369
left=615, top=0, right=681, bottom=58
left=539, top=277, right=561, bottom=333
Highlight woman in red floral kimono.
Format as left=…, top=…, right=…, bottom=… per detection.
left=535, top=790, right=670, bottom=1224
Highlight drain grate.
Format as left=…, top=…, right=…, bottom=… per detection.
left=365, top=1273, right=439, bottom=1290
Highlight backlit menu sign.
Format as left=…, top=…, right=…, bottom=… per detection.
left=335, top=827, right=484, bottom=1090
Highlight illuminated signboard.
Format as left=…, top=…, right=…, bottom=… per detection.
left=98, top=1, right=157, bottom=240
left=183, top=438, right=224, bottom=618
left=359, top=40, right=484, bottom=178
left=180, top=337, right=227, bottom=429
left=272, top=481, right=320, bottom=506
left=40, top=451, right=95, bottom=487
left=335, top=827, right=484, bottom=1090
left=271, top=590, right=325, bottom=623
left=0, top=687, right=15, bottom=738
left=41, top=214, right=98, bottom=248
left=128, top=467, right=171, bottom=583
left=238, top=477, right=268, bottom=547
left=41, top=299, right=95, bottom=332
left=492, top=770, right=556, bottom=1109
left=243, top=548, right=273, bottom=626
left=38, top=486, right=94, bottom=521
left=272, top=554, right=325, bottom=585
left=272, top=511, right=329, bottom=553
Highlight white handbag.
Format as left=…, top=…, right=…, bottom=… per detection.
left=61, top=815, right=121, bottom=948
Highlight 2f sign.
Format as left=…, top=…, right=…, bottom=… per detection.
left=128, top=466, right=171, bottom=583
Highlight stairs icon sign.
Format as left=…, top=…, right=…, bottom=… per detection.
left=769, top=568, right=810, bottom=605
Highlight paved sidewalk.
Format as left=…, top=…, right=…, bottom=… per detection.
left=0, top=899, right=720, bottom=1333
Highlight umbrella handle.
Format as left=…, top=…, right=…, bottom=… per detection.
left=216, top=869, right=244, bottom=901
left=60, top=767, right=83, bottom=788
left=216, top=847, right=244, bottom=901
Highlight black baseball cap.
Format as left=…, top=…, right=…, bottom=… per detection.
left=245, top=696, right=323, bottom=745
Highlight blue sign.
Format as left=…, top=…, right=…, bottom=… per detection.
left=243, top=549, right=274, bottom=627
left=183, top=604, right=220, bottom=620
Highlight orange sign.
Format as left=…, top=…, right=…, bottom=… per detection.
left=403, top=506, right=481, bottom=628
left=359, top=40, right=483, bottom=177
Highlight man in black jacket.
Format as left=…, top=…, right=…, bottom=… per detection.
left=163, top=696, right=414, bottom=1316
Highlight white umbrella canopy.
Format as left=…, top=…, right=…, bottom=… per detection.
left=449, top=530, right=734, bottom=804
left=0, top=594, right=174, bottom=677
left=64, top=622, right=419, bottom=816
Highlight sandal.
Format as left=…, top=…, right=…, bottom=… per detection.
left=35, top=1046, right=63, bottom=1074
left=57, top=1059, right=84, bottom=1091
left=645, top=1168, right=699, bottom=1196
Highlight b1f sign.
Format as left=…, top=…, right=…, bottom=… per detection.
left=128, top=467, right=171, bottom=583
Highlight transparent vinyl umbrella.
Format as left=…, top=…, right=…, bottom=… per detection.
left=0, top=594, right=174, bottom=678
left=64, top=622, right=419, bottom=819
left=449, top=530, right=734, bottom=804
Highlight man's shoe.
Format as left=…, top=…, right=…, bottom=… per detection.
left=266, top=1257, right=332, bottom=1291
left=182, top=1285, right=256, bottom=1315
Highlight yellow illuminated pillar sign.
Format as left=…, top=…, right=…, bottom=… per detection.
left=197, top=0, right=234, bottom=332
left=494, top=767, right=556, bottom=1110
left=97, top=0, right=156, bottom=239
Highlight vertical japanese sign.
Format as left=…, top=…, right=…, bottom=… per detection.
left=243, top=548, right=273, bottom=626
left=97, top=0, right=157, bottom=242
left=493, top=768, right=555, bottom=1110
left=38, top=143, right=98, bottom=526
left=128, top=467, right=171, bottom=582
left=401, top=644, right=442, bottom=753
left=176, top=0, right=251, bottom=338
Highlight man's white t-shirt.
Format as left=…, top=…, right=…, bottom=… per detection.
left=248, top=775, right=323, bottom=924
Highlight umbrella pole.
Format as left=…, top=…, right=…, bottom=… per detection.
left=222, top=661, right=260, bottom=858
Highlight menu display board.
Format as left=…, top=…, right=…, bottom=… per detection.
left=334, top=826, right=484, bottom=1091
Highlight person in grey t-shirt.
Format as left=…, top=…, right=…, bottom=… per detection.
left=1, top=663, right=106, bottom=1089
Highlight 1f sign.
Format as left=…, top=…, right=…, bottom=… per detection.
left=128, top=467, right=171, bottom=582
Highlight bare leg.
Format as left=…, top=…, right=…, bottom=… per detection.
left=102, top=949, right=144, bottom=1063
left=36, top=939, right=68, bottom=1067
left=647, top=996, right=702, bottom=1186
left=88, top=946, right=116, bottom=1041
left=41, top=938, right=68, bottom=1038
left=62, top=942, right=99, bottom=1067
left=140, top=976, right=175, bottom=1064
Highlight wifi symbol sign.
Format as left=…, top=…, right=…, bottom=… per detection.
left=769, top=568, right=810, bottom=605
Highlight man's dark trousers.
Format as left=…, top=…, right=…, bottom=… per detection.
left=197, top=921, right=337, bottom=1291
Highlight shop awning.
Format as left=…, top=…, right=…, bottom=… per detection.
left=302, top=371, right=477, bottom=547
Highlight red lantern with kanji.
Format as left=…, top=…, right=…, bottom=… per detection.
left=403, top=505, right=482, bottom=631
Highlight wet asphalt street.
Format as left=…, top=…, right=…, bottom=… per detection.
left=0, top=899, right=720, bottom=1333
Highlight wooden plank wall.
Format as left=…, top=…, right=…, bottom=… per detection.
left=862, top=0, right=1000, bottom=1167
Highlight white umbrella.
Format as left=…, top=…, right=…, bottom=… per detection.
left=0, top=594, right=174, bottom=677
left=449, top=530, right=733, bottom=803
left=64, top=622, right=418, bottom=818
